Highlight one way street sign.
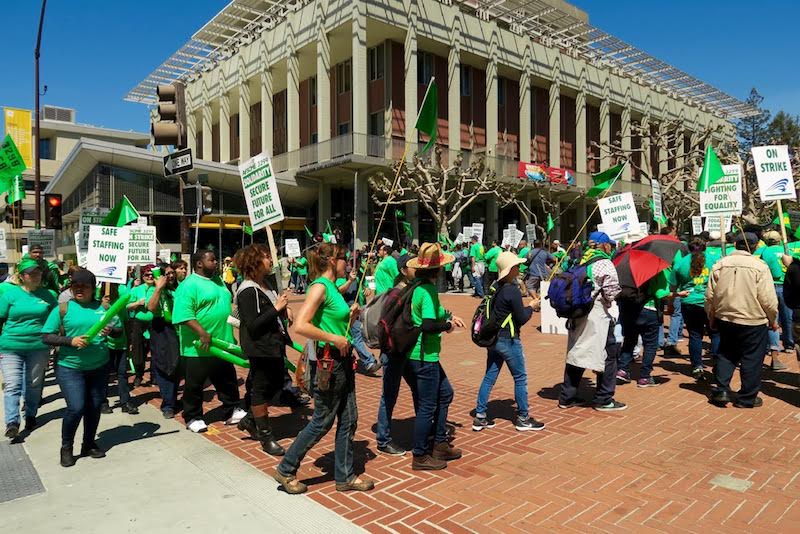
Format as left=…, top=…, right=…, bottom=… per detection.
left=163, top=148, right=193, bottom=177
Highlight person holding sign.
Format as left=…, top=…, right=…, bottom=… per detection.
left=0, top=258, right=57, bottom=439
left=128, top=265, right=157, bottom=387
left=172, top=250, right=246, bottom=434
left=146, top=264, right=181, bottom=419
left=274, top=243, right=374, bottom=494
left=41, top=269, right=122, bottom=467
left=100, top=284, right=139, bottom=416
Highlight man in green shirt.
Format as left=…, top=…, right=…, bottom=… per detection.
left=374, top=244, right=399, bottom=296
left=483, top=241, right=502, bottom=288
left=517, top=240, right=531, bottom=275
left=468, top=235, right=486, bottom=298
left=172, top=250, right=245, bottom=433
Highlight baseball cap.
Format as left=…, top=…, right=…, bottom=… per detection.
left=588, top=231, right=616, bottom=246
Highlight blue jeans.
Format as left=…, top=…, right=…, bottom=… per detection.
left=667, top=297, right=684, bottom=346
left=350, top=319, right=377, bottom=369
left=375, top=352, right=418, bottom=447
left=467, top=269, right=484, bottom=297
left=278, top=359, right=358, bottom=484
left=408, top=360, right=453, bottom=457
left=619, top=304, right=660, bottom=379
left=154, top=364, right=178, bottom=412
left=768, top=285, right=794, bottom=350
left=682, top=303, right=720, bottom=369
left=55, top=363, right=108, bottom=448
left=0, top=350, right=50, bottom=426
left=475, top=337, right=529, bottom=418
left=108, top=349, right=130, bottom=406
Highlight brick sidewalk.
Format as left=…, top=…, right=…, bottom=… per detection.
left=134, top=294, right=800, bottom=533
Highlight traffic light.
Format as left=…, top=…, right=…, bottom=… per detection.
left=201, top=186, right=213, bottom=214
left=182, top=183, right=199, bottom=216
left=4, top=197, right=23, bottom=229
left=151, top=82, right=186, bottom=148
left=45, top=193, right=62, bottom=229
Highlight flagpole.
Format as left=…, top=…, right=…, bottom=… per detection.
left=720, top=215, right=727, bottom=257
left=547, top=160, right=629, bottom=281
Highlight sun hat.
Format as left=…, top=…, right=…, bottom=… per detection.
left=496, top=251, right=526, bottom=280
left=406, top=243, right=454, bottom=270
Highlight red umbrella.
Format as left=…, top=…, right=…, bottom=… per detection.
left=613, top=235, right=683, bottom=288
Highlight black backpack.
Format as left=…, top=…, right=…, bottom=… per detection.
left=377, top=279, right=424, bottom=357
left=471, top=284, right=501, bottom=347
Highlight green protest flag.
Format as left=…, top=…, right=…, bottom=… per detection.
left=401, top=221, right=413, bottom=239
left=415, top=78, right=438, bottom=153
left=304, top=225, right=313, bottom=238
left=0, top=134, right=27, bottom=180
left=7, top=174, right=26, bottom=204
left=696, top=145, right=725, bottom=192
left=322, top=232, right=333, bottom=243
left=395, top=209, right=405, bottom=219
left=546, top=214, right=555, bottom=234
left=102, top=195, right=139, bottom=227
left=794, top=225, right=800, bottom=240
left=587, top=163, right=624, bottom=198
left=325, top=220, right=333, bottom=234
left=772, top=211, right=791, bottom=230
left=243, top=225, right=253, bottom=236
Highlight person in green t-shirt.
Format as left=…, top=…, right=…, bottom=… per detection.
left=374, top=244, right=399, bottom=296
left=289, top=256, right=309, bottom=294
left=127, top=265, right=157, bottom=387
left=275, top=242, right=374, bottom=495
left=42, top=268, right=122, bottom=467
left=146, top=264, right=181, bottom=418
left=0, top=258, right=57, bottom=438
left=760, top=231, right=794, bottom=359
left=172, top=250, right=245, bottom=434
left=404, top=243, right=466, bottom=471
left=517, top=240, right=531, bottom=276
left=483, top=241, right=502, bottom=288
left=468, top=235, right=486, bottom=297
left=99, top=283, right=139, bottom=416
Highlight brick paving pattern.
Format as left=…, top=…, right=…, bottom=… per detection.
left=134, top=294, right=800, bottom=532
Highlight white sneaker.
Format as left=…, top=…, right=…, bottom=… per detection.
left=187, top=418, right=208, bottom=433
left=225, top=408, right=247, bottom=426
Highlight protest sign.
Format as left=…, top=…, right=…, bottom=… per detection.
left=462, top=227, right=474, bottom=241
left=512, top=229, right=524, bottom=249
left=79, top=208, right=110, bottom=251
left=501, top=229, right=511, bottom=248
left=74, top=231, right=87, bottom=267
left=86, top=225, right=130, bottom=284
left=597, top=192, right=640, bottom=241
left=159, top=249, right=171, bottom=263
left=752, top=145, right=796, bottom=202
left=691, top=216, right=703, bottom=235
left=127, top=226, right=157, bottom=265
left=285, top=239, right=301, bottom=258
left=0, top=228, right=7, bottom=262
left=27, top=229, right=55, bottom=259
left=239, top=153, right=285, bottom=231
left=472, top=223, right=484, bottom=243
left=381, top=237, right=394, bottom=248
left=525, top=224, right=536, bottom=244
left=454, top=233, right=464, bottom=245
left=651, top=180, right=663, bottom=221
left=704, top=215, right=732, bottom=234
left=699, top=164, right=742, bottom=217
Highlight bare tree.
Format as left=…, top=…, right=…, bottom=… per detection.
left=368, top=146, right=533, bottom=237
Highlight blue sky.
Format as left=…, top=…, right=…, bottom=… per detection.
left=1, top=1, right=796, bottom=134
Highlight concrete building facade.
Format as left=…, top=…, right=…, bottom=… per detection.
left=127, top=0, right=753, bottom=246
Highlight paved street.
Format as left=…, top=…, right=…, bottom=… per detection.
left=128, top=293, right=800, bottom=533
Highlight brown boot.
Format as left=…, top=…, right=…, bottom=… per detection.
left=336, top=476, right=375, bottom=492
left=412, top=454, right=447, bottom=471
left=432, top=442, right=462, bottom=461
left=273, top=471, right=307, bottom=494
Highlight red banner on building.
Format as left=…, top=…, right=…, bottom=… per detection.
left=518, top=162, right=575, bottom=186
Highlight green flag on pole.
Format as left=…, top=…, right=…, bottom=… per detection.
left=0, top=134, right=27, bottom=180
left=401, top=221, right=413, bottom=239
left=7, top=174, right=26, bottom=204
left=546, top=214, right=555, bottom=234
left=587, top=163, right=624, bottom=198
left=243, top=225, right=253, bottom=236
left=102, top=195, right=139, bottom=227
left=772, top=211, right=791, bottom=230
left=696, top=145, right=725, bottom=192
left=325, top=220, right=333, bottom=234
left=415, top=78, right=438, bottom=153
left=794, top=225, right=800, bottom=240
left=304, top=225, right=313, bottom=238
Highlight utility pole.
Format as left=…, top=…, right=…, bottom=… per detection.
left=34, top=0, right=48, bottom=229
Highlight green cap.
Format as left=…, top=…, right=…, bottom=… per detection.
left=17, top=257, right=41, bottom=274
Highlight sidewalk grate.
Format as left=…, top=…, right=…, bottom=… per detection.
left=0, top=442, right=45, bottom=503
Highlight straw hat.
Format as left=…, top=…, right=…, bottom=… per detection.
left=496, top=251, right=526, bottom=280
left=406, top=242, right=454, bottom=270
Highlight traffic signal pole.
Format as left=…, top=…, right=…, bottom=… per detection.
left=34, top=0, right=47, bottom=229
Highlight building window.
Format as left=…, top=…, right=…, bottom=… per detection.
left=417, top=51, right=434, bottom=85
left=39, top=138, right=52, bottom=160
left=337, top=122, right=350, bottom=136
left=368, top=43, right=385, bottom=81
left=368, top=112, right=383, bottom=136
left=498, top=78, right=506, bottom=107
left=310, top=76, right=317, bottom=106
left=460, top=65, right=471, bottom=96
left=336, top=60, right=351, bottom=94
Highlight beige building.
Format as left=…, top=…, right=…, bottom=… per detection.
left=126, top=0, right=753, bottom=246
left=2, top=106, right=149, bottom=262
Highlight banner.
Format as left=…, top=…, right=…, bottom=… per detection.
left=27, top=229, right=55, bottom=259
left=651, top=180, right=663, bottom=221
left=285, top=239, right=301, bottom=258
left=597, top=192, right=640, bottom=241
left=699, top=164, right=742, bottom=217
left=74, top=231, right=87, bottom=267
left=472, top=223, right=484, bottom=243
left=518, top=162, right=576, bottom=186
left=127, top=226, right=157, bottom=265
left=86, top=225, right=130, bottom=284
left=3, top=108, right=32, bottom=168
left=79, top=208, right=110, bottom=252
left=691, top=216, right=703, bottom=235
left=704, top=215, right=732, bottom=234
left=0, top=228, right=7, bottom=262
left=239, top=153, right=285, bottom=232
left=752, top=145, right=796, bottom=202
left=525, top=224, right=537, bottom=244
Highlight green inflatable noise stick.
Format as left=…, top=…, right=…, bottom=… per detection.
left=193, top=339, right=250, bottom=368
left=85, top=294, right=132, bottom=342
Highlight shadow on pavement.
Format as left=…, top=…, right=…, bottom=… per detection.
left=97, top=421, right=179, bottom=451
left=289, top=440, right=374, bottom=489
left=536, top=378, right=593, bottom=401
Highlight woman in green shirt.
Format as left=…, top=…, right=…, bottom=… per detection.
left=100, top=283, right=139, bottom=415
left=42, top=268, right=122, bottom=467
left=0, top=258, right=57, bottom=439
left=127, top=265, right=157, bottom=387
left=146, top=263, right=181, bottom=418
left=274, top=243, right=374, bottom=495
left=405, top=243, right=465, bottom=471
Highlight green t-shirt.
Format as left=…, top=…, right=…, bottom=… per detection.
left=375, top=255, right=399, bottom=296
left=131, top=283, right=157, bottom=322
left=484, top=246, right=502, bottom=273
left=518, top=247, right=531, bottom=274
left=409, top=281, right=448, bottom=362
left=469, top=243, right=485, bottom=264
left=310, top=277, right=350, bottom=347
left=674, top=253, right=713, bottom=307
left=295, top=257, right=308, bottom=276
left=172, top=273, right=234, bottom=357
left=0, top=285, right=57, bottom=352
left=43, top=300, right=118, bottom=370
left=106, top=285, right=130, bottom=351
left=761, top=244, right=786, bottom=284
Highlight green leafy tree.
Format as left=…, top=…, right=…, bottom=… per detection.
left=768, top=111, right=800, bottom=148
